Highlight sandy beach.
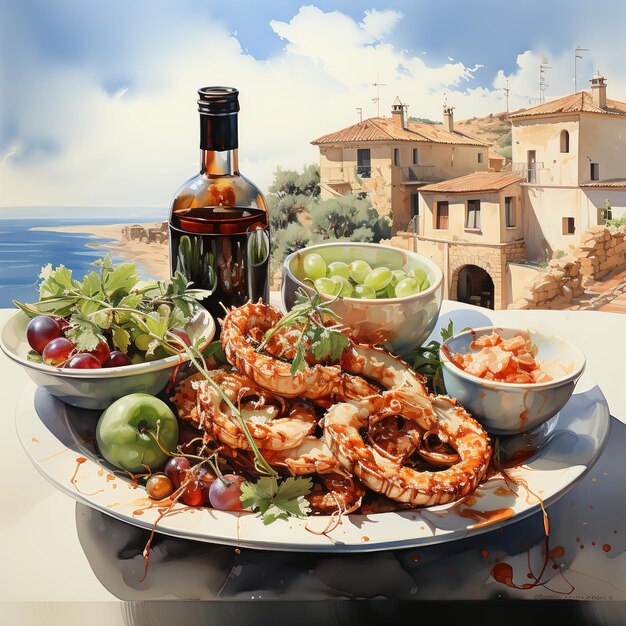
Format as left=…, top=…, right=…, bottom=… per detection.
left=32, top=222, right=170, bottom=279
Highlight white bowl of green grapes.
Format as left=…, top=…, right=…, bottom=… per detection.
left=282, top=242, right=443, bottom=353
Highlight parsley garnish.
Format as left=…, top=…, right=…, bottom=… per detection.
left=402, top=320, right=467, bottom=395
left=240, top=476, right=312, bottom=525
left=13, top=256, right=212, bottom=355
left=257, top=288, right=350, bottom=376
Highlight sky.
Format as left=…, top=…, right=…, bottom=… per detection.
left=2, top=0, right=626, bottom=210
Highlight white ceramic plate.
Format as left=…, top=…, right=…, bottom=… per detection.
left=16, top=371, right=610, bottom=552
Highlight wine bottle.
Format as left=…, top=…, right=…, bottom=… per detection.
left=168, top=87, right=270, bottom=327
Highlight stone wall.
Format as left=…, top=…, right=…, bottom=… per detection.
left=509, top=225, right=626, bottom=309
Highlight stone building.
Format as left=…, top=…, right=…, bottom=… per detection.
left=311, top=99, right=490, bottom=232
left=510, top=73, right=626, bottom=261
left=415, top=171, right=528, bottom=309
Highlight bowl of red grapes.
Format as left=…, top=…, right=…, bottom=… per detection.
left=0, top=259, right=215, bottom=409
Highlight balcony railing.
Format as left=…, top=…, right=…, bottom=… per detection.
left=400, top=165, right=438, bottom=183
left=511, top=162, right=545, bottom=184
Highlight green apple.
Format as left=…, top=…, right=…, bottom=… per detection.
left=96, top=393, right=178, bottom=473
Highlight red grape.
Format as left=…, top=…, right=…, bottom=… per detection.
left=146, top=474, right=173, bottom=500
left=52, top=316, right=70, bottom=333
left=209, top=474, right=244, bottom=511
left=27, top=316, right=61, bottom=353
left=177, top=422, right=202, bottom=454
left=168, top=328, right=191, bottom=348
left=180, top=478, right=211, bottom=506
left=42, top=337, right=75, bottom=366
left=67, top=353, right=101, bottom=369
left=87, top=339, right=110, bottom=365
left=103, top=351, right=132, bottom=367
left=164, top=456, right=191, bottom=489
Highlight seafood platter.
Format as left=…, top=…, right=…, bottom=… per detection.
left=1, top=252, right=610, bottom=559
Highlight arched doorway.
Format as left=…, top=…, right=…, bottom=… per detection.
left=457, top=265, right=494, bottom=309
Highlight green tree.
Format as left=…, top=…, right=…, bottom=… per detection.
left=266, top=164, right=392, bottom=270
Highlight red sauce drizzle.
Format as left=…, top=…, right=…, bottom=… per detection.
left=458, top=507, right=514, bottom=529
left=70, top=457, right=105, bottom=497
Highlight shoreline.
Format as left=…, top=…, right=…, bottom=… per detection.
left=31, top=223, right=169, bottom=279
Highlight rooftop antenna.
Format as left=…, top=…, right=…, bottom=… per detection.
left=503, top=79, right=510, bottom=113
left=372, top=73, right=387, bottom=117
left=539, top=58, right=552, bottom=104
left=574, top=46, right=589, bottom=92
left=356, top=107, right=363, bottom=122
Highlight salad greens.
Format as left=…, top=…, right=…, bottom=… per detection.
left=14, top=256, right=212, bottom=355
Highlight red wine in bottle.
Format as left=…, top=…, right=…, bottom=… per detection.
left=168, top=87, right=270, bottom=326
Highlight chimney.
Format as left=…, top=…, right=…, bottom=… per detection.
left=443, top=104, right=455, bottom=132
left=391, top=96, right=406, bottom=128
left=590, top=71, right=607, bottom=109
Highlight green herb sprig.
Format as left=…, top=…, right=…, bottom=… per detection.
left=403, top=320, right=464, bottom=395
left=240, top=476, right=312, bottom=525
left=257, top=288, right=350, bottom=376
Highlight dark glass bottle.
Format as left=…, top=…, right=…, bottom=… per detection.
left=168, top=87, right=270, bottom=327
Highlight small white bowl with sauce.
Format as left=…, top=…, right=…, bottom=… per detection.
left=440, top=327, right=586, bottom=435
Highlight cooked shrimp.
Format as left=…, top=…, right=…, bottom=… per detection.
left=270, top=436, right=341, bottom=475
left=323, top=396, right=491, bottom=507
left=221, top=301, right=380, bottom=401
left=194, top=368, right=317, bottom=451
left=306, top=473, right=365, bottom=515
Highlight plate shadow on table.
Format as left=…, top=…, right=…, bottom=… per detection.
left=73, top=413, right=624, bottom=604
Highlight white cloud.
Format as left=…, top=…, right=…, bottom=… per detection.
left=2, top=4, right=626, bottom=209
left=360, top=8, right=401, bottom=40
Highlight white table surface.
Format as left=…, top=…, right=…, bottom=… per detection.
left=1, top=301, right=625, bottom=609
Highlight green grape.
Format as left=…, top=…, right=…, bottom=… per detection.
left=314, top=277, right=338, bottom=296
left=408, top=267, right=428, bottom=284
left=134, top=333, right=152, bottom=351
left=353, top=284, right=377, bottom=299
left=347, top=260, right=372, bottom=284
left=386, top=284, right=396, bottom=298
left=394, top=277, right=420, bottom=298
left=364, top=267, right=392, bottom=291
left=157, top=303, right=171, bottom=319
left=327, top=261, right=350, bottom=280
left=375, top=287, right=389, bottom=299
left=419, top=278, right=431, bottom=291
left=303, top=253, right=327, bottom=280
left=391, top=269, right=408, bottom=287
left=330, top=275, right=353, bottom=297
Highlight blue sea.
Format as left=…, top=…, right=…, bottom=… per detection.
left=0, top=208, right=167, bottom=308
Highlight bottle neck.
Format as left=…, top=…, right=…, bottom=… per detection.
left=199, top=112, right=239, bottom=176
left=201, top=148, right=239, bottom=176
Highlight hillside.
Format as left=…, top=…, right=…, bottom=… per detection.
left=456, top=110, right=521, bottom=157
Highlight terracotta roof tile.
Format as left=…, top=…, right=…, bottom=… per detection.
left=580, top=178, right=626, bottom=189
left=510, top=91, right=626, bottom=119
left=311, top=117, right=489, bottom=147
left=419, top=171, right=522, bottom=194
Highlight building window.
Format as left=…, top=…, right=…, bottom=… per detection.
left=435, top=201, right=449, bottom=229
left=394, top=148, right=400, bottom=166
left=527, top=150, right=536, bottom=183
left=466, top=199, right=481, bottom=230
left=357, top=149, right=371, bottom=178
left=505, top=196, right=516, bottom=227
left=410, top=193, right=420, bottom=218
left=478, top=152, right=483, bottom=164
left=560, top=130, right=570, bottom=153
left=412, top=148, right=419, bottom=165
left=590, top=163, right=599, bottom=181
left=562, top=217, right=575, bottom=235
